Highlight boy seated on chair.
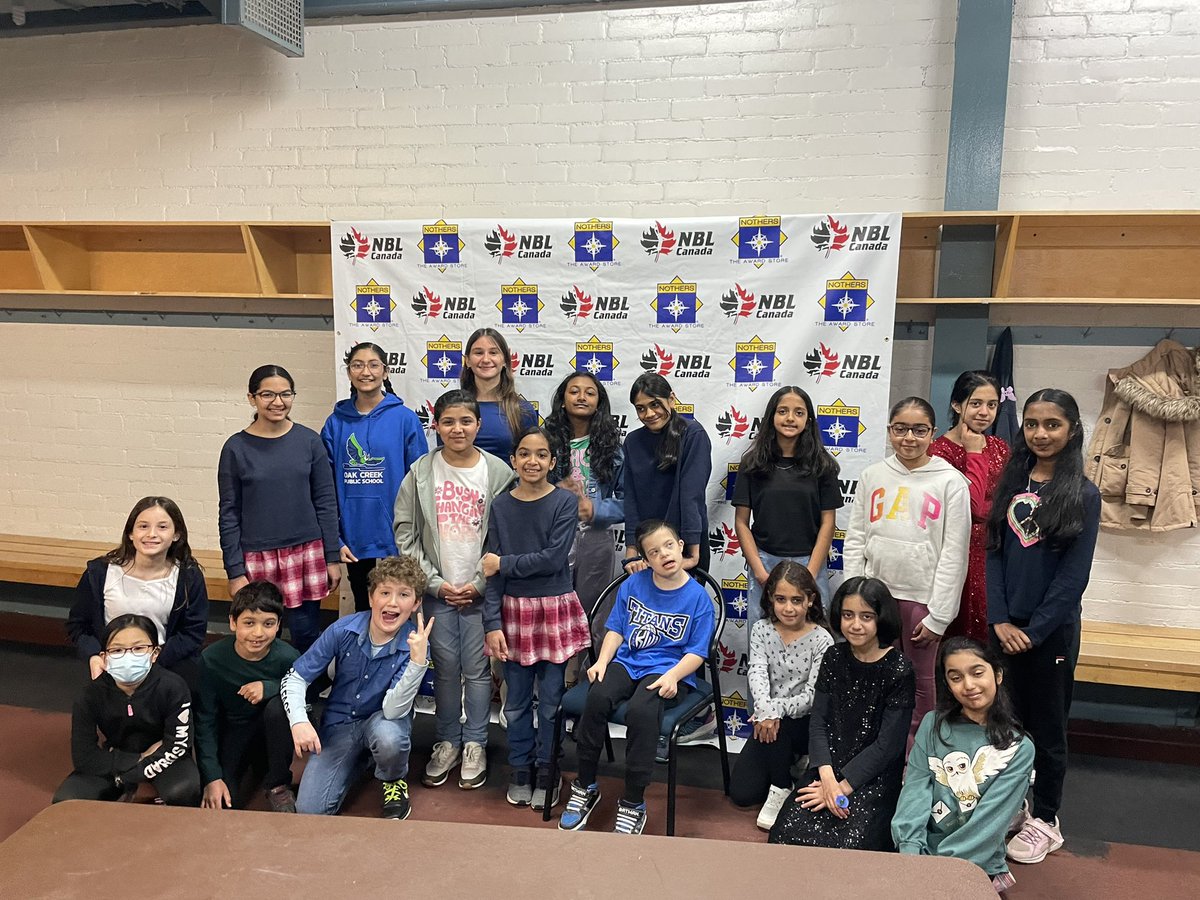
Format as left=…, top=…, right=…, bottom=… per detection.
left=559, top=519, right=714, bottom=836
left=282, top=556, right=433, bottom=820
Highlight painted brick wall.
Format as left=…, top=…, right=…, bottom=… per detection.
left=2, top=0, right=1198, bottom=626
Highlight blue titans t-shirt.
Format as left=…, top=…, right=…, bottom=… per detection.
left=605, top=569, right=714, bottom=688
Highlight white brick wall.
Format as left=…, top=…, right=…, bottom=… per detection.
left=2, top=1, right=1199, bottom=626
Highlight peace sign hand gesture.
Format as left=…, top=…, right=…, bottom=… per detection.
left=407, top=611, right=435, bottom=667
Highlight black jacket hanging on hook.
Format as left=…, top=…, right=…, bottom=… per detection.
left=988, top=326, right=1018, bottom=447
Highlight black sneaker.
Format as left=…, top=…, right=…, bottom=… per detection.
left=382, top=779, right=411, bottom=820
left=655, top=735, right=670, bottom=764
left=531, top=767, right=561, bottom=811
left=613, top=799, right=647, bottom=835
left=558, top=780, right=600, bottom=831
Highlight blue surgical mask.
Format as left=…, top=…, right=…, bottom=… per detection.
left=106, top=651, right=154, bottom=685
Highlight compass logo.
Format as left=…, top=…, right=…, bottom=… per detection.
left=732, top=215, right=787, bottom=268
left=418, top=219, right=465, bottom=270
left=817, top=272, right=875, bottom=331
left=816, top=399, right=867, bottom=456
left=351, top=279, right=396, bottom=332
left=497, top=278, right=543, bottom=332
left=729, top=335, right=781, bottom=391
left=422, top=334, right=463, bottom=386
left=650, top=276, right=702, bottom=332
left=569, top=218, right=619, bottom=271
left=721, top=573, right=750, bottom=623
left=569, top=335, right=618, bottom=383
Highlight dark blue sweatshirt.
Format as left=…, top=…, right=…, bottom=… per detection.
left=321, top=393, right=429, bottom=559
left=986, top=480, right=1101, bottom=646
left=622, top=418, right=712, bottom=546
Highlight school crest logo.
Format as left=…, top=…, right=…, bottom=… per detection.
left=722, top=463, right=740, bottom=501
left=560, top=285, right=594, bottom=324
left=640, top=344, right=675, bottom=377
left=569, top=217, right=619, bottom=271
left=810, top=215, right=849, bottom=257
left=339, top=227, right=369, bottom=263
left=817, top=399, right=866, bottom=456
left=497, top=278, right=543, bottom=332
left=720, top=283, right=756, bottom=318
left=422, top=334, right=463, bottom=386
left=818, top=272, right=875, bottom=331
left=570, top=335, right=618, bottom=383
left=650, top=276, right=702, bottom=332
left=729, top=335, right=781, bottom=391
left=351, top=279, right=396, bottom=331
left=732, top=215, right=787, bottom=267
left=721, top=573, right=750, bottom=622
left=419, top=219, right=465, bottom=271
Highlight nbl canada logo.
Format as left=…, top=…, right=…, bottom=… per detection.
left=485, top=225, right=517, bottom=261
left=650, top=276, right=702, bottom=332
left=729, top=335, right=781, bottom=391
left=641, top=221, right=716, bottom=259
left=339, top=227, right=369, bottom=263
left=805, top=342, right=883, bottom=381
left=641, top=221, right=676, bottom=260
left=640, top=344, right=674, bottom=377
left=817, top=399, right=866, bottom=456
left=411, top=286, right=442, bottom=320
left=340, top=228, right=404, bottom=264
left=419, top=219, right=465, bottom=271
left=512, top=346, right=555, bottom=378
left=642, top=345, right=711, bottom=380
left=708, top=521, right=741, bottom=558
left=720, top=284, right=756, bottom=318
left=422, top=335, right=463, bottom=386
left=497, top=278, right=543, bottom=332
left=570, top=217, right=619, bottom=271
left=570, top=335, right=618, bottom=382
left=805, top=342, right=840, bottom=381
left=811, top=215, right=848, bottom=257
left=560, top=286, right=593, bottom=323
left=351, top=279, right=396, bottom=331
left=415, top=399, right=437, bottom=433
left=485, top=225, right=554, bottom=262
left=714, top=406, right=750, bottom=443
left=818, top=272, right=875, bottom=331
left=732, top=215, right=787, bottom=267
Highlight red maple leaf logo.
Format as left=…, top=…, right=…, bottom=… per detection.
left=498, top=225, right=517, bottom=257
left=653, top=343, right=674, bottom=376
left=655, top=221, right=676, bottom=258
left=574, top=285, right=593, bottom=320
left=718, top=641, right=737, bottom=673
left=510, top=351, right=519, bottom=372
left=720, top=522, right=741, bottom=555
left=351, top=227, right=368, bottom=261
left=736, top=283, right=756, bottom=317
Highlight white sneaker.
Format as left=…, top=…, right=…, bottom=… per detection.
left=458, top=741, right=487, bottom=789
left=422, top=741, right=460, bottom=787
left=1006, top=815, right=1064, bottom=864
left=756, top=784, right=791, bottom=831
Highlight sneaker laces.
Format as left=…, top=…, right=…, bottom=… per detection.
left=463, top=743, right=484, bottom=767
left=1014, top=819, right=1053, bottom=848
left=614, top=802, right=644, bottom=834
left=563, top=782, right=591, bottom=816
left=383, top=780, right=408, bottom=803
left=430, top=742, right=457, bottom=766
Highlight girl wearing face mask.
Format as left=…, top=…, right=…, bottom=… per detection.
left=928, top=371, right=1009, bottom=644
left=843, top=397, right=971, bottom=744
left=219, top=365, right=342, bottom=655
left=622, top=373, right=713, bottom=574
left=53, top=614, right=201, bottom=806
left=67, top=496, right=208, bottom=692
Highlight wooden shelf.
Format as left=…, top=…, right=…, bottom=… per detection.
left=1, top=214, right=1198, bottom=314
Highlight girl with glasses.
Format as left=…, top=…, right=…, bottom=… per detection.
left=219, top=365, right=341, bottom=654
left=67, top=496, right=208, bottom=693
left=54, top=613, right=201, bottom=806
left=322, top=343, right=428, bottom=611
left=843, top=396, right=971, bottom=746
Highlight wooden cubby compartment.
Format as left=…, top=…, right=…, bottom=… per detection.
left=0, top=225, right=42, bottom=291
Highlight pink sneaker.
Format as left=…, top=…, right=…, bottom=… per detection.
left=991, top=872, right=1016, bottom=894
left=1006, top=815, right=1064, bottom=864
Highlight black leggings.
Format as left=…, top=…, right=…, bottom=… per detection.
left=214, top=695, right=295, bottom=807
left=54, top=757, right=201, bottom=807
left=346, top=558, right=379, bottom=612
left=729, top=716, right=810, bottom=807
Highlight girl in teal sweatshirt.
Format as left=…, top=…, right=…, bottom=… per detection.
left=892, top=637, right=1033, bottom=893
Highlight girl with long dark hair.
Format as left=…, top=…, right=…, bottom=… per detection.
left=622, top=373, right=712, bottom=573
left=892, top=637, right=1034, bottom=893
left=460, top=327, right=536, bottom=459
left=322, top=342, right=428, bottom=610
left=928, top=371, right=1010, bottom=643
left=218, top=364, right=341, bottom=654
left=986, top=389, right=1100, bottom=865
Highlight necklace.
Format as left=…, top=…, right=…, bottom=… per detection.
left=1006, top=478, right=1046, bottom=548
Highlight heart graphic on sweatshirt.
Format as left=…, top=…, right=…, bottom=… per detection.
left=1007, top=491, right=1042, bottom=548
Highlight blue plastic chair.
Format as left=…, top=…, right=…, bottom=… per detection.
left=542, top=569, right=731, bottom=835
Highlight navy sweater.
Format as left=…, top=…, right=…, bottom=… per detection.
left=986, top=480, right=1101, bottom=646
left=482, top=488, right=578, bottom=633
left=622, top=418, right=712, bottom=546
left=217, top=424, right=340, bottom=579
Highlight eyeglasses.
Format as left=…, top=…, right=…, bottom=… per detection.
left=888, top=423, right=932, bottom=438
left=104, top=644, right=154, bottom=659
left=349, top=361, right=385, bottom=373
left=254, top=391, right=296, bottom=402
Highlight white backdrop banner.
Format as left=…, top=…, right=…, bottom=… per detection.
left=331, top=214, right=902, bottom=740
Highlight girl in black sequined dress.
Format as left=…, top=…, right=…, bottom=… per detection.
left=769, top=577, right=915, bottom=851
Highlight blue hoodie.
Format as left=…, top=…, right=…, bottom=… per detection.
left=321, top=393, right=429, bottom=559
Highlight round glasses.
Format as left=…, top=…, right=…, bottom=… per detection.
left=887, top=423, right=932, bottom=438
left=349, top=361, right=385, bottom=373
left=104, top=644, right=154, bottom=659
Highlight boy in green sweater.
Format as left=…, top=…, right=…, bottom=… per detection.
left=197, top=581, right=299, bottom=811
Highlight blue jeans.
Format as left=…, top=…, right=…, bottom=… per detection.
left=424, top=594, right=491, bottom=747
left=746, top=552, right=830, bottom=718
left=503, top=659, right=567, bottom=769
left=296, top=710, right=411, bottom=815
left=285, top=600, right=323, bottom=655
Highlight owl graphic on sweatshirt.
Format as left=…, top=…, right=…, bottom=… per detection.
left=930, top=744, right=1021, bottom=812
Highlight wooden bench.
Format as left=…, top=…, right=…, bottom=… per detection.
left=1078, top=620, right=1200, bottom=693
left=0, top=533, right=340, bottom=610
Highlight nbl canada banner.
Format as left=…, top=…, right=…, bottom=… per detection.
left=331, top=214, right=902, bottom=742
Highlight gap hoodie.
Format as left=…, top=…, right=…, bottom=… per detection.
left=843, top=454, right=971, bottom=635
left=321, top=393, right=428, bottom=559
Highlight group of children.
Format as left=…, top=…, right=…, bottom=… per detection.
left=56, top=329, right=1101, bottom=893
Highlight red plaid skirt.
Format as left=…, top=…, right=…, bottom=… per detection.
left=244, top=538, right=329, bottom=609
left=501, top=591, right=590, bottom=666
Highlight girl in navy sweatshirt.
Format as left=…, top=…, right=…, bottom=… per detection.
left=219, top=365, right=341, bottom=654
left=987, top=389, right=1100, bottom=866
left=622, top=373, right=712, bottom=574
left=322, top=342, right=429, bottom=611
left=54, top=614, right=200, bottom=806
left=483, top=427, right=589, bottom=812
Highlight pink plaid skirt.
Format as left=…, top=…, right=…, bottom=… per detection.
left=244, top=538, right=329, bottom=609
left=501, top=591, right=590, bottom=666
